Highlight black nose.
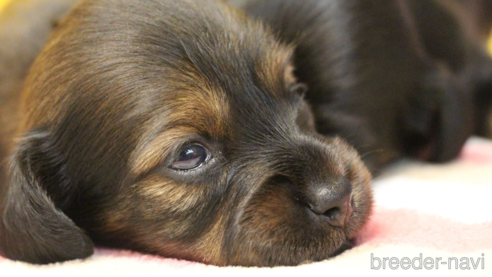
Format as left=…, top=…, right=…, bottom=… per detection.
left=305, top=176, right=353, bottom=227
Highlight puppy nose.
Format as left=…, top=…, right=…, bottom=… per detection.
left=305, top=176, right=353, bottom=227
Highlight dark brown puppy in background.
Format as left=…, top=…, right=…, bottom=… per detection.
left=0, top=0, right=373, bottom=267
left=231, top=0, right=492, bottom=173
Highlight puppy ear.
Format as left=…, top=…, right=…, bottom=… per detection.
left=430, top=68, right=474, bottom=162
left=0, top=130, right=94, bottom=264
left=400, top=65, right=474, bottom=162
left=470, top=52, right=492, bottom=138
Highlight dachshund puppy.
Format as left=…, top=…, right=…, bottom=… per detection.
left=231, top=0, right=492, bottom=172
left=2, top=0, right=491, bottom=267
left=405, top=0, right=492, bottom=138
left=0, top=0, right=372, bottom=267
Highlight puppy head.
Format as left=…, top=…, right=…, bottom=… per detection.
left=0, top=0, right=372, bottom=266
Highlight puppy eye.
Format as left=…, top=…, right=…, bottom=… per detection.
left=170, top=144, right=210, bottom=171
left=290, top=83, right=308, bottom=96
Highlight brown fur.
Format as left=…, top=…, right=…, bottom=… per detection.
left=2, top=0, right=492, bottom=267
left=3, top=0, right=492, bottom=267
left=0, top=0, right=372, bottom=266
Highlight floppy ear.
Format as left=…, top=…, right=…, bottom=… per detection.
left=0, top=130, right=94, bottom=264
left=426, top=68, right=474, bottom=162
left=399, top=65, right=474, bottom=162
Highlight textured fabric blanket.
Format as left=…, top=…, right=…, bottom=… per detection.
left=1, top=138, right=491, bottom=276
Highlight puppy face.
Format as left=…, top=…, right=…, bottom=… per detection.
left=0, top=0, right=372, bottom=266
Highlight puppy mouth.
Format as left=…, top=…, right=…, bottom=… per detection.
left=219, top=138, right=373, bottom=266
left=224, top=177, right=371, bottom=266
left=331, top=238, right=356, bottom=257
left=298, top=238, right=356, bottom=266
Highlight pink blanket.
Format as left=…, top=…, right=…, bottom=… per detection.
left=1, top=137, right=491, bottom=276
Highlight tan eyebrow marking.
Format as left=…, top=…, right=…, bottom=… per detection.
left=284, top=63, right=298, bottom=85
left=129, top=42, right=291, bottom=176
left=129, top=83, right=229, bottom=176
left=255, top=45, right=296, bottom=98
left=130, top=125, right=197, bottom=176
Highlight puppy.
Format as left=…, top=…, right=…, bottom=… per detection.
left=2, top=0, right=491, bottom=267
left=0, top=0, right=372, bottom=266
left=231, top=0, right=492, bottom=173
left=406, top=0, right=492, bottom=138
